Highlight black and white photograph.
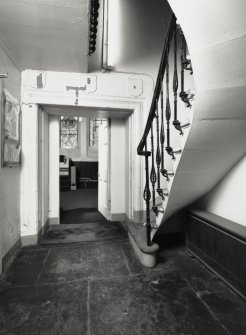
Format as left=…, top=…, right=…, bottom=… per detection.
left=0, top=0, right=245, bottom=334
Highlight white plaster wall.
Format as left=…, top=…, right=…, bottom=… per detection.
left=0, top=43, right=21, bottom=271
left=0, top=0, right=89, bottom=73
left=110, top=118, right=126, bottom=216
left=90, top=0, right=172, bottom=81
left=200, top=155, right=246, bottom=227
left=48, top=115, right=60, bottom=224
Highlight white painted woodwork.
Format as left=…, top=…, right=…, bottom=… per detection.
left=21, top=104, right=39, bottom=241
left=45, top=105, right=132, bottom=119
left=98, top=121, right=110, bottom=220
left=42, top=111, right=49, bottom=229
left=37, top=108, right=49, bottom=233
left=48, top=115, right=60, bottom=224
left=110, top=118, right=126, bottom=217
left=21, top=70, right=154, bottom=242
left=0, top=0, right=89, bottom=72
left=42, top=106, right=129, bottom=222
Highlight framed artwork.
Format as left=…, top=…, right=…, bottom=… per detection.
left=1, top=88, right=21, bottom=167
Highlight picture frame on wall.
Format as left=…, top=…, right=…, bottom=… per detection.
left=1, top=88, right=21, bottom=167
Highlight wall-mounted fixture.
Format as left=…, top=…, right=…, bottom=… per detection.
left=0, top=73, right=8, bottom=79
left=89, top=0, right=100, bottom=55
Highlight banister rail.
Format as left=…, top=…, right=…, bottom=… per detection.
left=137, top=14, right=176, bottom=157
left=137, top=12, right=194, bottom=246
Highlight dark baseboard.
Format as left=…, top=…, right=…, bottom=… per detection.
left=38, top=220, right=49, bottom=243
left=187, top=209, right=246, bottom=300
left=2, top=238, right=21, bottom=272
left=110, top=213, right=126, bottom=222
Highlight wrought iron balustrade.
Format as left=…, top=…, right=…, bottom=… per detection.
left=137, top=14, right=194, bottom=246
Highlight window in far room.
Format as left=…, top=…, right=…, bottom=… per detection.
left=89, top=118, right=107, bottom=148
left=60, top=116, right=78, bottom=149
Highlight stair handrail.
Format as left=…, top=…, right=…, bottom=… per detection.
left=137, top=13, right=176, bottom=246
left=137, top=12, right=194, bottom=247
left=137, top=14, right=176, bottom=157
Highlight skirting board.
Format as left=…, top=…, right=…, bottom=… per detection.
left=2, top=238, right=21, bottom=273
left=38, top=219, right=49, bottom=243
left=110, top=213, right=126, bottom=222
left=48, top=217, right=59, bottom=225
left=21, top=234, right=38, bottom=246
left=187, top=210, right=246, bottom=300
left=187, top=243, right=246, bottom=301
left=133, top=210, right=146, bottom=224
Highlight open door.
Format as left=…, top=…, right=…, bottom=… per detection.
left=98, top=120, right=111, bottom=220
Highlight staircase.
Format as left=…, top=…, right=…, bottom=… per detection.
left=137, top=14, right=195, bottom=244
left=138, top=0, right=246, bottom=247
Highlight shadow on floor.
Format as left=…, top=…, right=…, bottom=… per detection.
left=60, top=189, right=98, bottom=210
left=60, top=207, right=107, bottom=224
left=41, top=221, right=127, bottom=245
left=154, top=233, right=186, bottom=265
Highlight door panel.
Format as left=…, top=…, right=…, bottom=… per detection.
left=98, top=120, right=110, bottom=220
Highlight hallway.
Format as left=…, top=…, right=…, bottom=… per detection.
left=0, top=224, right=246, bottom=334
left=60, top=189, right=106, bottom=225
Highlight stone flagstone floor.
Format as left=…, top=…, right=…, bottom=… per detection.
left=0, top=223, right=246, bottom=335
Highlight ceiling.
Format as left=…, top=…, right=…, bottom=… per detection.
left=0, top=0, right=89, bottom=72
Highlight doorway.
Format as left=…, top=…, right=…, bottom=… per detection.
left=41, top=104, right=131, bottom=228
left=21, top=71, right=151, bottom=246
left=59, top=116, right=109, bottom=224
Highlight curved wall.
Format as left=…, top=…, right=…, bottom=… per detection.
left=200, top=154, right=246, bottom=227
left=160, top=0, right=246, bottom=223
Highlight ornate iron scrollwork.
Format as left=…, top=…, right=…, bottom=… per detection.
left=143, top=141, right=152, bottom=246
left=165, top=54, right=175, bottom=160
left=159, top=83, right=169, bottom=181
left=150, top=124, right=158, bottom=216
left=143, top=183, right=151, bottom=202
left=173, top=22, right=183, bottom=135
left=155, top=99, right=165, bottom=200
left=179, top=30, right=194, bottom=108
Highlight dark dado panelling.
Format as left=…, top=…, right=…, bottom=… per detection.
left=187, top=210, right=246, bottom=299
left=73, top=161, right=98, bottom=188
left=73, top=162, right=98, bottom=180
